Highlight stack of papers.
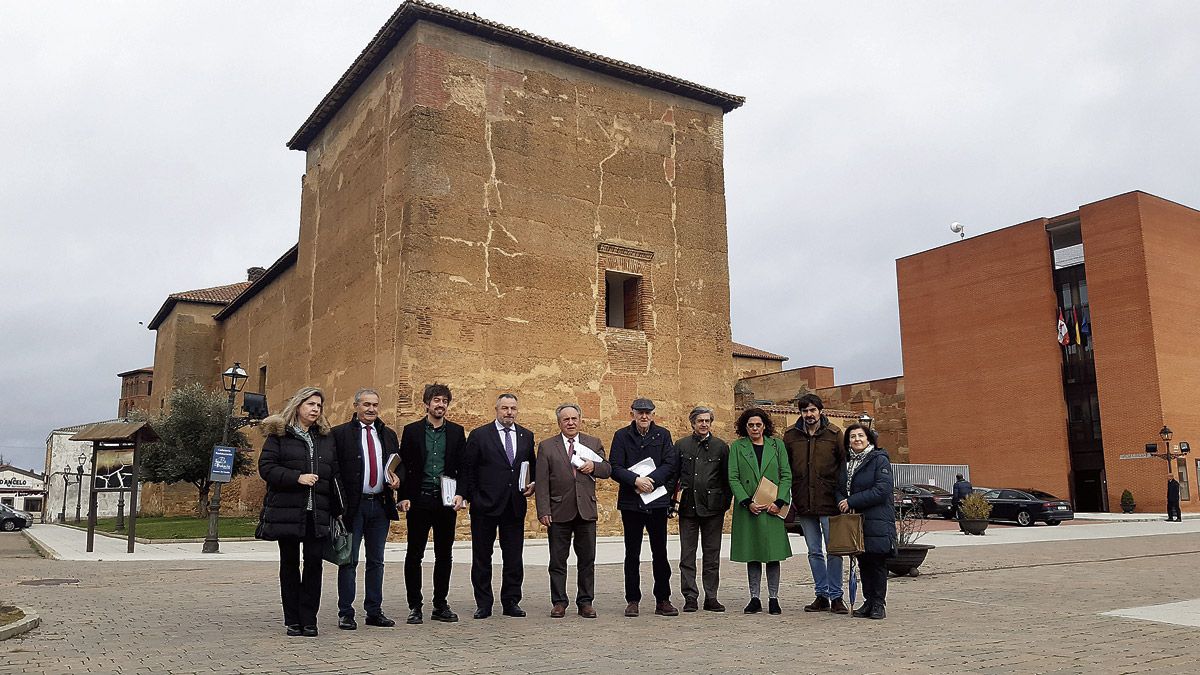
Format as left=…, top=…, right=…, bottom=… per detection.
left=628, top=457, right=667, bottom=504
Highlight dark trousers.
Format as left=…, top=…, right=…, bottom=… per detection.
left=470, top=502, right=525, bottom=610
left=1168, top=500, right=1182, bottom=521
left=548, top=517, right=597, bottom=606
left=857, top=552, right=889, bottom=608
left=620, top=509, right=672, bottom=603
left=405, top=498, right=457, bottom=609
left=679, top=513, right=723, bottom=602
left=337, top=496, right=392, bottom=619
left=278, top=512, right=323, bottom=627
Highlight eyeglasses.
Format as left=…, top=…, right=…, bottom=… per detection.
left=746, top=422, right=765, bottom=428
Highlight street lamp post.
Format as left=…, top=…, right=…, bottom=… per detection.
left=74, top=453, right=85, bottom=523
left=1161, top=426, right=1174, bottom=478
left=59, top=472, right=70, bottom=523
left=1147, top=425, right=1191, bottom=479
left=858, top=412, right=874, bottom=430
left=203, top=362, right=248, bottom=554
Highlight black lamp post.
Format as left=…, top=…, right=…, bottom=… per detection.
left=203, top=362, right=248, bottom=554
left=858, top=413, right=874, bottom=430
left=74, top=452, right=86, bottom=523
left=59, top=472, right=70, bottom=523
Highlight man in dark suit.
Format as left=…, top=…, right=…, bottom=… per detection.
left=1167, top=477, right=1182, bottom=522
left=333, top=388, right=401, bottom=630
left=397, top=383, right=466, bottom=624
left=460, top=393, right=536, bottom=619
left=610, top=397, right=678, bottom=617
left=534, top=403, right=611, bottom=618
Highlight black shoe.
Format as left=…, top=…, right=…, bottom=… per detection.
left=301, top=625, right=318, bottom=637
left=473, top=607, right=492, bottom=619
left=406, top=608, right=423, bottom=625
left=851, top=602, right=873, bottom=618
left=286, top=624, right=302, bottom=637
left=338, top=615, right=357, bottom=630
left=743, top=597, right=762, bottom=614
left=768, top=598, right=781, bottom=615
left=502, top=605, right=526, bottom=618
left=365, top=614, right=395, bottom=627
left=683, top=598, right=699, bottom=612
left=869, top=603, right=886, bottom=620
left=431, top=604, right=459, bottom=623
left=703, top=598, right=725, bottom=612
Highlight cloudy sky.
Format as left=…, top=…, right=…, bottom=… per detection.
left=3, top=1, right=1198, bottom=470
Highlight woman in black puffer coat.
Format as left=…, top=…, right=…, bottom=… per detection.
left=258, top=386, right=341, bottom=637
left=835, top=423, right=895, bottom=620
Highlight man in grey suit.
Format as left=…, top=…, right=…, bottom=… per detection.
left=534, top=403, right=612, bottom=618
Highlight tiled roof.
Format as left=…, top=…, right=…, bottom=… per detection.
left=0, top=464, right=44, bottom=481
left=287, top=0, right=745, bottom=150
left=732, top=342, right=788, bottom=361
left=147, top=281, right=253, bottom=330
left=52, top=418, right=128, bottom=434
left=168, top=282, right=252, bottom=304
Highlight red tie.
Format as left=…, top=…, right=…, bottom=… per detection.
left=365, top=425, right=378, bottom=489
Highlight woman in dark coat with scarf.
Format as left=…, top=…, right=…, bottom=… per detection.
left=258, top=386, right=341, bottom=637
left=836, top=423, right=894, bottom=620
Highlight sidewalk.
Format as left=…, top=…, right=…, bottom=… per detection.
left=25, top=516, right=1200, bottom=562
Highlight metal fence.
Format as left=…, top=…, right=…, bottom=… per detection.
left=892, top=464, right=970, bottom=491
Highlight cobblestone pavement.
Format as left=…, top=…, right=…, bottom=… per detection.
left=2, top=531, right=1199, bottom=674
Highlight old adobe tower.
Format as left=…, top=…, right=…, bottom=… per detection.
left=147, top=2, right=744, bottom=526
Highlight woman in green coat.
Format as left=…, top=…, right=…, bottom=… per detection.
left=728, top=407, right=792, bottom=615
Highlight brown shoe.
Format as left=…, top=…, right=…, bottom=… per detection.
left=550, top=604, right=566, bottom=619
left=830, top=598, right=849, bottom=615
left=804, top=596, right=831, bottom=612
left=578, top=603, right=597, bottom=618
left=655, top=600, right=679, bottom=617
left=624, top=602, right=639, bottom=617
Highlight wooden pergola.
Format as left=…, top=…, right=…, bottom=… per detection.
left=69, top=421, right=158, bottom=553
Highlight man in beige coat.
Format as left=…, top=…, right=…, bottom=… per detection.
left=535, top=403, right=612, bottom=618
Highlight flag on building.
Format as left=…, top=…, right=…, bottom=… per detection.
left=1057, top=308, right=1070, bottom=346
left=1072, top=306, right=1083, bottom=345
left=1081, top=308, right=1091, bottom=338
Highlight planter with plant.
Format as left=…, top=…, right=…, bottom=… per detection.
left=959, top=493, right=992, bottom=535
left=888, top=505, right=935, bottom=576
left=1120, top=489, right=1136, bottom=514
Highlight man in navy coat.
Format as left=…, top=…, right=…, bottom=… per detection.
left=460, top=393, right=536, bottom=618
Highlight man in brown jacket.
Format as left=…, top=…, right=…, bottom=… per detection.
left=535, top=403, right=612, bottom=618
left=782, top=393, right=847, bottom=614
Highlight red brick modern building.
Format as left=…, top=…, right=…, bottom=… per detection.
left=898, top=191, right=1200, bottom=514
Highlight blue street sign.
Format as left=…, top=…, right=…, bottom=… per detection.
left=210, top=446, right=236, bottom=483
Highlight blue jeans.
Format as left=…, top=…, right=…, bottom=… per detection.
left=337, top=497, right=391, bottom=618
left=794, top=515, right=843, bottom=599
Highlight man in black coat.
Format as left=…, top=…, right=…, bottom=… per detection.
left=610, top=398, right=679, bottom=617
left=1167, top=477, right=1182, bottom=522
left=460, top=393, right=536, bottom=619
left=397, top=383, right=467, bottom=624
left=332, top=388, right=400, bottom=630
left=952, top=474, right=973, bottom=520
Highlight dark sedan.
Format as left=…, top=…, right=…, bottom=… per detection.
left=980, top=488, right=1074, bottom=526
left=896, top=484, right=956, bottom=518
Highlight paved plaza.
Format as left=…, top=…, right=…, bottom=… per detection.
left=2, top=523, right=1200, bottom=674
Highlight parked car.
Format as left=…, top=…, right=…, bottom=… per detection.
left=897, top=484, right=956, bottom=518
left=0, top=504, right=34, bottom=531
left=980, top=488, right=1074, bottom=526
left=893, top=489, right=918, bottom=516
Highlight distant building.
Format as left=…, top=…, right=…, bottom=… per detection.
left=117, top=367, right=153, bottom=417
left=0, top=464, right=45, bottom=514
left=43, top=420, right=134, bottom=522
left=897, top=191, right=1200, bottom=513
left=732, top=342, right=788, bottom=379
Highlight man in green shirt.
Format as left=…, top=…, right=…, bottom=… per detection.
left=397, top=384, right=467, bottom=624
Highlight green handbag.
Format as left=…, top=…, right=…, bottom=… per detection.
left=323, top=478, right=353, bottom=566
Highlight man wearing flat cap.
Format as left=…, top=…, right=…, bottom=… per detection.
left=610, top=397, right=679, bottom=617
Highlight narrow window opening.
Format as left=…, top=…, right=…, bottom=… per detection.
left=605, top=271, right=641, bottom=330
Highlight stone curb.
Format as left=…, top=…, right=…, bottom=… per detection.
left=56, top=523, right=257, bottom=545
left=0, top=610, right=41, bottom=642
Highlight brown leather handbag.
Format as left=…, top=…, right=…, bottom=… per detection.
left=827, top=512, right=865, bottom=556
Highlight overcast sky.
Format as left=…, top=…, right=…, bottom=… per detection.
left=3, top=1, right=1199, bottom=471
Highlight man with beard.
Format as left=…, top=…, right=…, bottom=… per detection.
left=333, top=388, right=401, bottom=630
left=460, top=393, right=536, bottom=619
left=397, top=383, right=466, bottom=624
left=782, top=393, right=847, bottom=615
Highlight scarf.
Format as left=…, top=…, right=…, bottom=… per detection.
left=845, top=444, right=875, bottom=495
left=291, top=424, right=316, bottom=511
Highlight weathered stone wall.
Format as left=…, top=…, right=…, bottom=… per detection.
left=733, top=355, right=784, bottom=380
left=150, top=302, right=223, bottom=411
left=154, top=20, right=738, bottom=537
left=737, top=365, right=835, bottom=403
